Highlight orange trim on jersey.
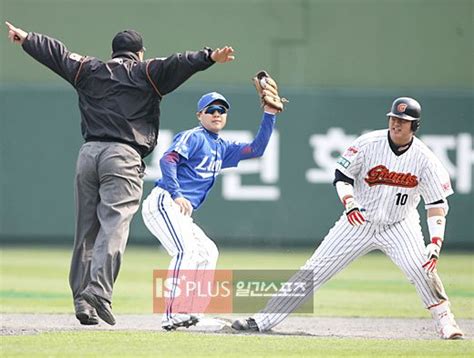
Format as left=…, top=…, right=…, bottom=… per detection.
left=146, top=60, right=162, bottom=98
left=74, top=56, right=88, bottom=86
left=364, top=165, right=418, bottom=188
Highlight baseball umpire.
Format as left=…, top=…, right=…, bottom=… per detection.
left=5, top=21, right=234, bottom=326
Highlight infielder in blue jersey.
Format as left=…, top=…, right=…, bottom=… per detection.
left=142, top=91, right=279, bottom=330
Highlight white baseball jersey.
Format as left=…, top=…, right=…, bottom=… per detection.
left=336, top=130, right=453, bottom=224
left=252, top=129, right=454, bottom=332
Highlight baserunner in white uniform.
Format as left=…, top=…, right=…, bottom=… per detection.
left=232, top=97, right=464, bottom=340
left=142, top=89, right=281, bottom=330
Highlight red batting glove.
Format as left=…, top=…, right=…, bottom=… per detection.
left=422, top=237, right=442, bottom=273
left=422, top=258, right=438, bottom=273
left=344, top=197, right=366, bottom=226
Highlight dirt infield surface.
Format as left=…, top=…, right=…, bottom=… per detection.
left=2, top=314, right=472, bottom=340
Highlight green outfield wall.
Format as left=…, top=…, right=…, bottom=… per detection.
left=1, top=0, right=473, bottom=87
left=0, top=0, right=472, bottom=247
left=1, top=86, right=472, bottom=247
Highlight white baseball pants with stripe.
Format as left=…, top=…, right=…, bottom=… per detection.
left=141, top=187, right=219, bottom=320
left=254, top=214, right=449, bottom=331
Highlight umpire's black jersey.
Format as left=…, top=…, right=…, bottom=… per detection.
left=22, top=33, right=215, bottom=158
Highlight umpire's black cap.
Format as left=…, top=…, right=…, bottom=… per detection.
left=112, top=29, right=144, bottom=54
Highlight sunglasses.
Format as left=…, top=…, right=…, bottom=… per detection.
left=204, top=105, right=228, bottom=115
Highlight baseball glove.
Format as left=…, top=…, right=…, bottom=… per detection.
left=252, top=70, right=288, bottom=112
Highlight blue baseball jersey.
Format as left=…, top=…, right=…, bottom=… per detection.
left=155, top=112, right=276, bottom=209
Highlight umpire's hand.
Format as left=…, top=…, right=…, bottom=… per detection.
left=5, top=21, right=27, bottom=45
left=210, top=46, right=235, bottom=63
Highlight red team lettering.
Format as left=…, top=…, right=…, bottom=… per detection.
left=364, top=164, right=418, bottom=188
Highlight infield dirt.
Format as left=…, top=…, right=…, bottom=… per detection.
left=2, top=314, right=472, bottom=340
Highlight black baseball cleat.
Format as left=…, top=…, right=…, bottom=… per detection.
left=161, top=314, right=200, bottom=331
left=231, top=317, right=259, bottom=332
left=76, top=309, right=99, bottom=325
left=81, top=290, right=116, bottom=326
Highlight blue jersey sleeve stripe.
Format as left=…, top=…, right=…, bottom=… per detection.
left=174, top=127, right=200, bottom=151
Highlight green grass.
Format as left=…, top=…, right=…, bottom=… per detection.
left=1, top=247, right=472, bottom=318
left=1, top=247, right=473, bottom=357
left=2, top=331, right=474, bottom=358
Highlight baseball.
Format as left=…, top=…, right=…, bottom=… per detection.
left=260, top=78, right=267, bottom=88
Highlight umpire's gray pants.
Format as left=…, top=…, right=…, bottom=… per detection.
left=69, top=142, right=144, bottom=311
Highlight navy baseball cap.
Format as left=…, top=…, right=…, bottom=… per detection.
left=112, top=29, right=144, bottom=53
left=197, top=92, right=230, bottom=112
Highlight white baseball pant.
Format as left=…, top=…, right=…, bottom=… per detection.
left=142, top=187, right=219, bottom=320
left=254, top=214, right=448, bottom=331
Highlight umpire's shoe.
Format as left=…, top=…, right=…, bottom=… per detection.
left=81, top=290, right=116, bottom=326
left=76, top=308, right=99, bottom=325
left=231, top=317, right=259, bottom=332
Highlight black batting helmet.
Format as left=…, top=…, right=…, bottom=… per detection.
left=386, top=97, right=422, bottom=131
